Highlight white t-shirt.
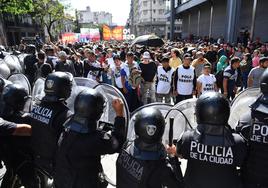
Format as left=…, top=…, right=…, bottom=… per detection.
left=197, top=74, right=216, bottom=94
left=176, top=65, right=195, bottom=95
left=87, top=61, right=102, bottom=81
left=156, top=66, right=174, bottom=94
left=107, top=57, right=115, bottom=69
left=112, top=66, right=123, bottom=88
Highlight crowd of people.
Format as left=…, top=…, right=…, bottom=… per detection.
left=0, top=37, right=268, bottom=188
left=8, top=37, right=267, bottom=112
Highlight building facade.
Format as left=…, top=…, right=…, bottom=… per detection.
left=78, top=6, right=113, bottom=26
left=169, top=0, right=268, bottom=42
left=129, top=0, right=182, bottom=39
left=0, top=14, right=43, bottom=46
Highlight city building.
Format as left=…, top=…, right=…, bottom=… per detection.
left=0, top=14, right=43, bottom=46
left=78, top=6, right=113, bottom=26
left=168, top=0, right=268, bottom=42
left=129, top=0, right=182, bottom=39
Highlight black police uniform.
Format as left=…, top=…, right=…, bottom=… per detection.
left=0, top=118, right=16, bottom=136
left=30, top=71, right=73, bottom=176
left=30, top=100, right=71, bottom=175
left=237, top=101, right=268, bottom=187
left=24, top=54, right=38, bottom=85
left=117, top=141, right=182, bottom=188
left=236, top=68, right=268, bottom=188
left=177, top=92, right=247, bottom=188
left=0, top=84, right=34, bottom=187
left=54, top=88, right=126, bottom=188
left=54, top=117, right=125, bottom=188
left=177, top=126, right=246, bottom=188
left=117, top=107, right=183, bottom=188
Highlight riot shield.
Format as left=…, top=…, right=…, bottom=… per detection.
left=229, top=88, right=260, bottom=128
left=17, top=54, right=28, bottom=73
left=172, top=98, right=197, bottom=130
left=94, top=84, right=130, bottom=129
left=73, top=77, right=98, bottom=88
left=66, top=77, right=98, bottom=112
left=93, top=84, right=130, bottom=188
left=32, top=78, right=45, bottom=104
left=4, top=55, right=23, bottom=74
left=8, top=73, right=31, bottom=95
left=127, top=103, right=173, bottom=142
left=0, top=60, right=11, bottom=79
left=7, top=73, right=32, bottom=113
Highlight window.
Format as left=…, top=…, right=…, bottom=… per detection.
left=143, top=1, right=148, bottom=6
left=143, top=10, right=148, bottom=15
left=153, top=9, right=156, bottom=13
left=153, top=0, right=156, bottom=4
left=153, top=18, right=156, bottom=22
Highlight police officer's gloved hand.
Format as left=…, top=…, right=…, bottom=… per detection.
left=112, top=99, right=124, bottom=117
left=166, top=144, right=177, bottom=157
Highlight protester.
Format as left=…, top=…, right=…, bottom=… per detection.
left=248, top=57, right=268, bottom=88
left=173, top=53, right=196, bottom=104
left=169, top=48, right=182, bottom=69
left=252, top=49, right=260, bottom=68
left=156, top=57, right=174, bottom=103
left=216, top=55, right=228, bottom=74
left=112, top=55, right=124, bottom=92
left=121, top=51, right=141, bottom=112
left=192, top=51, right=209, bottom=77
left=197, top=62, right=217, bottom=96
left=223, top=57, right=240, bottom=100
left=139, top=51, right=157, bottom=104
left=55, top=51, right=76, bottom=76
left=240, top=53, right=252, bottom=90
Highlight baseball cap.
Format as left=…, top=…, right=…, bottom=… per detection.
left=143, top=51, right=151, bottom=59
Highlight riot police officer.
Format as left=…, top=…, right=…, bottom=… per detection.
left=237, top=68, right=268, bottom=188
left=116, top=107, right=183, bottom=188
left=54, top=89, right=126, bottom=188
left=24, top=44, right=38, bottom=86
left=174, top=92, right=247, bottom=188
left=0, top=84, right=30, bottom=122
left=30, top=71, right=73, bottom=178
left=0, top=83, right=34, bottom=187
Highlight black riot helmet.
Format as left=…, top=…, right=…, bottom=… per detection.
left=196, top=92, right=230, bottom=126
left=73, top=89, right=106, bottom=126
left=251, top=68, right=268, bottom=114
left=43, top=71, right=73, bottom=102
left=0, top=78, right=5, bottom=94
left=1, top=84, right=29, bottom=113
left=134, top=107, right=165, bottom=145
left=260, top=68, right=268, bottom=95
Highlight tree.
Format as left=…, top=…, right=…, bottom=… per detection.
left=0, top=0, right=33, bottom=14
left=32, top=0, right=65, bottom=41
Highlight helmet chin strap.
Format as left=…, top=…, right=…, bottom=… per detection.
left=197, top=124, right=226, bottom=136
left=134, top=138, right=163, bottom=152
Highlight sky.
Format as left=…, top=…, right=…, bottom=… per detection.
left=69, top=0, right=131, bottom=25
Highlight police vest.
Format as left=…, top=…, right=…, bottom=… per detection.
left=116, top=142, right=166, bottom=188
left=156, top=66, right=174, bottom=94
left=30, top=101, right=69, bottom=174
left=176, top=65, right=195, bottom=95
left=179, top=128, right=246, bottom=188
left=245, top=111, right=268, bottom=186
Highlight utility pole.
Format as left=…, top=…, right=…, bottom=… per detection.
left=170, top=0, right=175, bottom=41
left=150, top=0, right=153, bottom=33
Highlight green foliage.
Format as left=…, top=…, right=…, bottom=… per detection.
left=0, top=0, right=34, bottom=14
left=32, top=0, right=65, bottom=40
